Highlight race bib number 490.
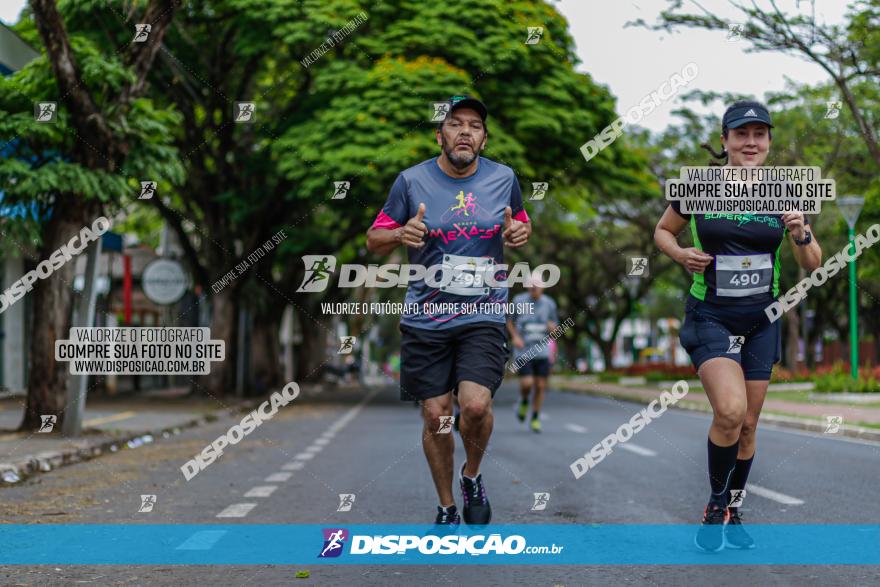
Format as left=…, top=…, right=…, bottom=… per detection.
left=715, top=253, right=772, bottom=297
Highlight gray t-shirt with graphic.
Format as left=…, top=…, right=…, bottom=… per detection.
left=510, top=292, right=558, bottom=360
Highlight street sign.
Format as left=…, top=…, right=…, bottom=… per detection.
left=142, top=259, right=188, bottom=305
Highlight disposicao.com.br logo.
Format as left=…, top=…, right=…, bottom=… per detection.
left=317, top=528, right=563, bottom=558
left=296, top=255, right=559, bottom=292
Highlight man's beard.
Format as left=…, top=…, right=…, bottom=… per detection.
left=441, top=135, right=479, bottom=169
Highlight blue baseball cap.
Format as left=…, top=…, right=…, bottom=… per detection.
left=723, top=103, right=773, bottom=129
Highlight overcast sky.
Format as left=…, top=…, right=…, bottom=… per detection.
left=2, top=0, right=852, bottom=131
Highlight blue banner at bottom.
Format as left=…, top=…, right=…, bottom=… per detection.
left=1, top=524, right=879, bottom=565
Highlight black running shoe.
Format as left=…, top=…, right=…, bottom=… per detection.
left=434, top=505, right=460, bottom=526
left=459, top=463, right=492, bottom=525
left=694, top=502, right=728, bottom=552
left=724, top=508, right=756, bottom=549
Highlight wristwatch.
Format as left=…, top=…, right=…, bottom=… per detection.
left=793, top=230, right=812, bottom=246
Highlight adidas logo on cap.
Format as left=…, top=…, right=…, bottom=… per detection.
left=744, top=108, right=757, bottom=117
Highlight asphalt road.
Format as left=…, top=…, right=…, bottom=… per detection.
left=2, top=382, right=879, bottom=586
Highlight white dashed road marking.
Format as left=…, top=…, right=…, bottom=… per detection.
left=618, top=443, right=656, bottom=457
left=746, top=483, right=804, bottom=505
left=212, top=388, right=379, bottom=519
left=565, top=423, right=588, bottom=433
left=216, top=503, right=257, bottom=518
left=244, top=485, right=278, bottom=498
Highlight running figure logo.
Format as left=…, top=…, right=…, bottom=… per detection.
left=38, top=415, right=57, bottom=433
left=449, top=191, right=477, bottom=217
left=727, top=336, right=744, bottom=354
left=727, top=23, right=745, bottom=41
left=318, top=528, right=348, bottom=558
left=133, top=24, right=151, bottom=42
left=824, top=415, right=843, bottom=434
left=332, top=181, right=350, bottom=200
left=432, top=102, right=450, bottom=122
left=525, top=27, right=543, bottom=44
left=138, top=494, right=157, bottom=512
left=728, top=489, right=746, bottom=508
left=530, top=182, right=548, bottom=201
left=628, top=257, right=648, bottom=277
left=437, top=415, right=454, bottom=434
left=297, top=255, right=337, bottom=292
left=139, top=181, right=157, bottom=200
left=35, top=102, right=57, bottom=123
left=338, top=336, right=356, bottom=355
left=234, top=102, right=256, bottom=123
left=824, top=101, right=842, bottom=120
left=337, top=494, right=355, bottom=512
left=531, top=492, right=550, bottom=511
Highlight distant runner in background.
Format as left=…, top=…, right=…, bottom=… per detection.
left=507, top=276, right=558, bottom=433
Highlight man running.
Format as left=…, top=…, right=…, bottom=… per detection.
left=366, top=95, right=531, bottom=527
left=507, top=277, right=558, bottom=433
left=654, top=100, right=822, bottom=552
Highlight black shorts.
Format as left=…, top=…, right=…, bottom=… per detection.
left=518, top=357, right=550, bottom=377
left=399, top=321, right=508, bottom=401
left=678, top=295, right=781, bottom=380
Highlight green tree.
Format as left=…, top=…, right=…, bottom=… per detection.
left=0, top=0, right=182, bottom=431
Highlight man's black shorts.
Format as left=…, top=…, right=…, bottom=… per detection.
left=678, top=294, right=781, bottom=380
left=517, top=357, right=550, bottom=377
left=399, top=321, right=508, bottom=401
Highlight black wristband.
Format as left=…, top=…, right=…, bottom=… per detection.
left=793, top=230, right=812, bottom=246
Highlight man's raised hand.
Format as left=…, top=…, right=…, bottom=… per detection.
left=399, top=202, right=428, bottom=248
left=502, top=206, right=530, bottom=248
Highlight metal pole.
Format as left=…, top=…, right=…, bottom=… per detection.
left=848, top=227, right=859, bottom=380
left=63, top=237, right=102, bottom=436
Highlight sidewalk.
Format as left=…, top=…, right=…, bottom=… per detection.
left=0, top=382, right=344, bottom=485
left=553, top=375, right=880, bottom=442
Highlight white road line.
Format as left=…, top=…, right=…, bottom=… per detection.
left=244, top=485, right=278, bottom=498
left=176, top=530, right=227, bottom=550
left=618, top=443, right=657, bottom=457
left=294, top=452, right=315, bottom=460
left=305, top=444, right=323, bottom=453
left=314, top=437, right=331, bottom=445
left=746, top=483, right=804, bottom=505
left=216, top=503, right=257, bottom=518
left=265, top=472, right=292, bottom=482
left=565, top=423, right=588, bottom=433
left=282, top=462, right=305, bottom=471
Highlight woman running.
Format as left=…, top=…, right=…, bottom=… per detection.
left=654, top=100, right=822, bottom=552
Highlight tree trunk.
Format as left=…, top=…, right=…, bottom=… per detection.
left=20, top=194, right=92, bottom=432
left=202, top=287, right=238, bottom=395
left=295, top=316, right=327, bottom=381
left=250, top=305, right=283, bottom=395
left=598, top=339, right=614, bottom=371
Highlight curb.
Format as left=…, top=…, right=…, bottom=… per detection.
left=0, top=381, right=358, bottom=485
left=555, top=383, right=880, bottom=443
left=0, top=412, right=216, bottom=485
left=0, top=382, right=339, bottom=486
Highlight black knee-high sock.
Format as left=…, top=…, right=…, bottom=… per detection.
left=707, top=437, right=739, bottom=505
left=726, top=454, right=754, bottom=509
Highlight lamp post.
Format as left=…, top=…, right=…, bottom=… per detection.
left=837, top=196, right=864, bottom=381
